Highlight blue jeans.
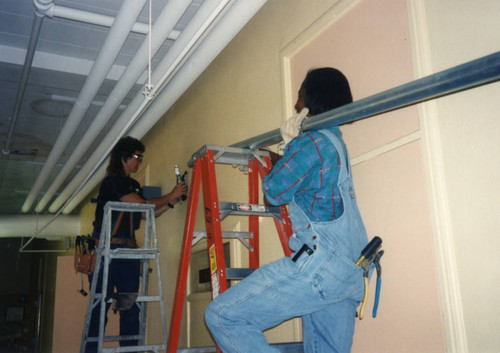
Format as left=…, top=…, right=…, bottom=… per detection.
left=85, top=244, right=141, bottom=353
left=205, top=129, right=368, bottom=353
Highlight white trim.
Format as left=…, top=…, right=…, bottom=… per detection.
left=407, top=1, right=468, bottom=352
left=351, top=131, right=420, bottom=166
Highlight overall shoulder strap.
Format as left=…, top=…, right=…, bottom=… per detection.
left=317, top=129, right=350, bottom=181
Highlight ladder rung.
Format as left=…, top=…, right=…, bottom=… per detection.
left=103, top=201, right=156, bottom=213
left=177, top=342, right=303, bottom=353
left=219, top=202, right=283, bottom=220
left=108, top=248, right=159, bottom=259
left=193, top=230, right=253, bottom=240
left=90, top=295, right=161, bottom=303
left=177, top=347, right=216, bottom=353
left=102, top=343, right=166, bottom=353
left=192, top=230, right=254, bottom=250
left=226, top=268, right=255, bottom=279
left=136, top=295, right=162, bottom=302
left=86, top=334, right=143, bottom=343
left=190, top=145, right=270, bottom=167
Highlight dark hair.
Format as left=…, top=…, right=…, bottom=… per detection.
left=301, top=67, right=352, bottom=115
left=107, top=136, right=145, bottom=176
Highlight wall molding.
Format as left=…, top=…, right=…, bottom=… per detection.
left=407, top=1, right=468, bottom=352
left=350, top=131, right=420, bottom=166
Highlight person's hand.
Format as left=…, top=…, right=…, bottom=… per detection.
left=280, top=107, right=309, bottom=149
left=170, top=182, right=188, bottom=203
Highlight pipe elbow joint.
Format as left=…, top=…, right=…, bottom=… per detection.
left=34, top=0, right=55, bottom=18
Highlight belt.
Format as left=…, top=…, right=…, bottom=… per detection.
left=93, top=237, right=137, bottom=248
left=111, top=238, right=137, bottom=248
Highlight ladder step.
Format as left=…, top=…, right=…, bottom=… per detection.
left=219, top=202, right=284, bottom=221
left=190, top=144, right=270, bottom=167
left=226, top=268, right=255, bottom=279
left=91, top=295, right=162, bottom=303
left=108, top=248, right=159, bottom=259
left=86, top=335, right=143, bottom=343
left=193, top=230, right=253, bottom=241
left=102, top=343, right=166, bottom=353
left=177, top=342, right=303, bottom=353
left=192, top=230, right=254, bottom=250
left=136, top=295, right=162, bottom=302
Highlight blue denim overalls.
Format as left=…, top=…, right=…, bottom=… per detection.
left=205, top=128, right=368, bottom=353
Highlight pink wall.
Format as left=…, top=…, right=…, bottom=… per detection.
left=289, top=0, right=446, bottom=351
left=291, top=0, right=419, bottom=157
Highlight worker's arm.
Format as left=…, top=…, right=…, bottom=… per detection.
left=120, top=182, right=188, bottom=218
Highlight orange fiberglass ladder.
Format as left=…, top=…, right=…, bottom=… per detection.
left=166, top=144, right=305, bottom=353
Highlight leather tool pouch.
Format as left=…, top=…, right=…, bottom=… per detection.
left=74, top=235, right=97, bottom=275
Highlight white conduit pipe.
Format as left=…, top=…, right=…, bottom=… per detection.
left=2, top=6, right=45, bottom=155
left=0, top=215, right=80, bottom=238
left=50, top=0, right=230, bottom=214
left=51, top=4, right=180, bottom=39
left=36, top=0, right=192, bottom=213
left=21, top=0, right=148, bottom=213
left=61, top=0, right=268, bottom=214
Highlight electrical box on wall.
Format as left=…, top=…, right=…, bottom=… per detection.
left=142, top=186, right=161, bottom=199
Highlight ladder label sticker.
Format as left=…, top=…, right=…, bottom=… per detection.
left=211, top=272, right=220, bottom=299
left=209, top=244, right=220, bottom=298
left=209, top=244, right=217, bottom=273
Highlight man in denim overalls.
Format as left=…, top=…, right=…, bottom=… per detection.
left=205, top=68, right=368, bottom=353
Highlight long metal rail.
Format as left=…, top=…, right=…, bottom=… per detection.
left=226, top=51, right=500, bottom=153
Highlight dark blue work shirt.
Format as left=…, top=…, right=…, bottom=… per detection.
left=93, top=175, right=143, bottom=236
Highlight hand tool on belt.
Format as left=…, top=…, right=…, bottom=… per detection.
left=355, top=236, right=384, bottom=319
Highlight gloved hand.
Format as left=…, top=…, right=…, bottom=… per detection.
left=278, top=107, right=309, bottom=154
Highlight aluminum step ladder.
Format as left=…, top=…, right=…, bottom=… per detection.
left=80, top=202, right=167, bottom=353
left=166, top=145, right=303, bottom=353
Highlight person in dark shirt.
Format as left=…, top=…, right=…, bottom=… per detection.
left=85, top=136, right=187, bottom=352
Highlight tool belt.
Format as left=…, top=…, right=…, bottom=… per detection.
left=74, top=235, right=97, bottom=275
left=110, top=237, right=138, bottom=248
left=93, top=237, right=138, bottom=248
left=75, top=211, right=137, bottom=275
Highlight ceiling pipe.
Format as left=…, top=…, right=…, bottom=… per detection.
left=60, top=0, right=269, bottom=214
left=2, top=1, right=47, bottom=156
left=51, top=3, right=180, bottom=39
left=0, top=214, right=79, bottom=238
left=36, top=0, right=192, bottom=213
left=49, top=0, right=233, bottom=214
left=21, top=0, right=148, bottom=213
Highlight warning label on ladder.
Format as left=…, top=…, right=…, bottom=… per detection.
left=209, top=244, right=220, bottom=298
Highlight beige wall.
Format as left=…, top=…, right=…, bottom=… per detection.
left=52, top=256, right=119, bottom=353
left=70, top=0, right=500, bottom=352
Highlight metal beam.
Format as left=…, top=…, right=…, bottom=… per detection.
left=230, top=51, right=500, bottom=151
